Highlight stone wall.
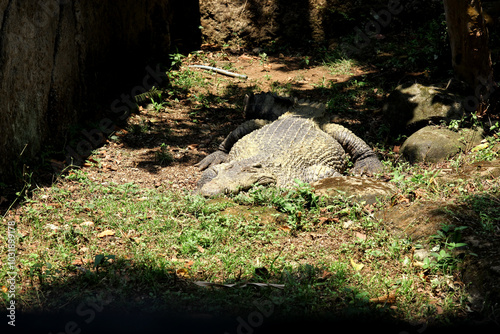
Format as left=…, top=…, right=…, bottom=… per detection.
left=0, top=0, right=200, bottom=181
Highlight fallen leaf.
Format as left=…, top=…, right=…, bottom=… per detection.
left=320, top=270, right=333, bottom=281
left=97, top=229, right=115, bottom=238
left=278, top=225, right=291, bottom=232
left=350, top=258, right=364, bottom=271
left=355, top=232, right=366, bottom=241
left=72, top=259, right=84, bottom=266
left=116, top=129, right=128, bottom=137
left=238, top=54, right=256, bottom=60
left=317, top=216, right=332, bottom=225
left=369, top=290, right=396, bottom=304
left=1, top=286, right=8, bottom=293
left=197, top=245, right=205, bottom=253
left=176, top=268, right=190, bottom=278
left=187, top=144, right=199, bottom=150
left=80, top=221, right=94, bottom=227
left=471, top=143, right=489, bottom=152
left=72, top=259, right=92, bottom=266
left=130, top=237, right=142, bottom=243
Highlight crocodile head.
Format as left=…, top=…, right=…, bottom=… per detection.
left=198, top=161, right=276, bottom=196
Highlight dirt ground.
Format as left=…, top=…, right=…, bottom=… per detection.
left=82, top=50, right=360, bottom=193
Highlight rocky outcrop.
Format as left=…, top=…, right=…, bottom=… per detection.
left=0, top=0, right=200, bottom=182
left=383, top=83, right=466, bottom=135
left=383, top=82, right=487, bottom=163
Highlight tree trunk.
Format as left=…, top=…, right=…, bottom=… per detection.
left=443, top=0, right=495, bottom=96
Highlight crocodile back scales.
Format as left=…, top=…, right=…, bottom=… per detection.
left=227, top=115, right=346, bottom=187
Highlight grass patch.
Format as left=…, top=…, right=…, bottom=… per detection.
left=1, top=172, right=475, bottom=326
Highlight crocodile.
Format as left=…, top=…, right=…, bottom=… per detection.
left=196, top=92, right=383, bottom=196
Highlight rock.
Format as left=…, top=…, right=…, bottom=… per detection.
left=414, top=249, right=432, bottom=261
left=312, top=176, right=397, bottom=205
left=375, top=201, right=452, bottom=241
left=401, top=126, right=484, bottom=163
left=401, top=126, right=462, bottom=163
left=383, top=83, right=466, bottom=135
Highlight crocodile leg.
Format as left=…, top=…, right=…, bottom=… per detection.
left=321, top=123, right=383, bottom=175
left=195, top=119, right=270, bottom=170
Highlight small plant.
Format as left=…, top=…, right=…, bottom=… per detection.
left=302, top=56, right=311, bottom=67
left=156, top=143, right=174, bottom=166
left=429, top=224, right=467, bottom=245
left=149, top=91, right=168, bottom=112
left=29, top=262, right=60, bottom=285
left=169, top=53, right=185, bottom=69
left=270, top=81, right=292, bottom=95
left=167, top=68, right=208, bottom=99
left=128, top=121, right=150, bottom=135
left=325, top=58, right=356, bottom=76
left=64, top=169, right=89, bottom=183
left=470, top=134, right=499, bottom=162
left=463, top=193, right=500, bottom=232
left=424, top=224, right=469, bottom=272
left=93, top=254, right=116, bottom=273
left=448, top=119, right=461, bottom=132
left=259, top=52, right=269, bottom=67
left=222, top=62, right=236, bottom=72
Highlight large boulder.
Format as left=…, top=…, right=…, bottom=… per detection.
left=400, top=126, right=484, bottom=163
left=383, top=83, right=466, bottom=135
left=312, top=176, right=397, bottom=205
left=0, top=0, right=200, bottom=182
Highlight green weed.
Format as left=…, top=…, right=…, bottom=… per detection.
left=155, top=143, right=174, bottom=166
left=425, top=224, right=469, bottom=273
left=235, top=180, right=322, bottom=230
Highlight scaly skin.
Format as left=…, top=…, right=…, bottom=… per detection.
left=196, top=93, right=382, bottom=196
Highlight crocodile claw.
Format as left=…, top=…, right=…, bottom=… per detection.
left=352, top=156, right=383, bottom=176
left=195, top=150, right=228, bottom=170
